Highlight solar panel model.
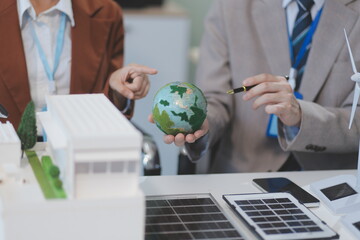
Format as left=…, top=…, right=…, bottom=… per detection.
left=223, top=192, right=339, bottom=240
left=145, top=194, right=245, bottom=240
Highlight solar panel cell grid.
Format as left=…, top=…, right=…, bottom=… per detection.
left=236, top=197, right=322, bottom=234
left=145, top=195, right=245, bottom=240
left=223, top=193, right=339, bottom=240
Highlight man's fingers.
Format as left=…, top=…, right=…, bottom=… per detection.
left=265, top=104, right=285, bottom=115
left=148, top=114, right=154, bottom=123
left=242, top=73, right=282, bottom=86
left=252, top=92, right=293, bottom=110
left=243, top=82, right=281, bottom=101
left=252, top=93, right=278, bottom=109
left=265, top=102, right=301, bottom=126
left=194, top=129, right=206, bottom=139
left=174, top=134, right=186, bottom=146
left=154, top=117, right=209, bottom=146
left=164, top=135, right=175, bottom=144
left=243, top=81, right=292, bottom=101
left=185, top=134, right=196, bottom=143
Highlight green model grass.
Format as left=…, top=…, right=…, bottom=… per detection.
left=41, top=156, right=66, bottom=199
left=26, top=151, right=66, bottom=199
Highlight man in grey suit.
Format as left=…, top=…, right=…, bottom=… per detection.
left=155, top=0, right=360, bottom=173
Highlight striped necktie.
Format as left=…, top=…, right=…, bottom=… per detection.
left=291, top=0, right=314, bottom=90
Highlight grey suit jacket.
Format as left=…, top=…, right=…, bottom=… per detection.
left=193, top=0, right=360, bottom=173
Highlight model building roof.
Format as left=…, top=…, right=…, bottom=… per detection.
left=0, top=122, right=20, bottom=143
left=45, top=94, right=141, bottom=150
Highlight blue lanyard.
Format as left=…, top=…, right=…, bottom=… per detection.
left=29, top=12, right=67, bottom=93
left=287, top=7, right=323, bottom=69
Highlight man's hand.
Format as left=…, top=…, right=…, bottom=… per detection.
left=109, top=63, right=158, bottom=100
left=148, top=114, right=209, bottom=146
left=242, top=74, right=302, bottom=127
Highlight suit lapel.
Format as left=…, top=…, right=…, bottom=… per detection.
left=299, top=0, right=359, bottom=101
left=254, top=0, right=359, bottom=101
left=0, top=0, right=31, bottom=113
left=253, top=0, right=291, bottom=77
left=70, top=0, right=112, bottom=94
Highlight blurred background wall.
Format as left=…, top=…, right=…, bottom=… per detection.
left=166, top=0, right=214, bottom=83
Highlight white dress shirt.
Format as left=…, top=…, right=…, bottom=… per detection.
left=17, top=0, right=74, bottom=111
left=283, top=0, right=325, bottom=36
left=17, top=0, right=75, bottom=135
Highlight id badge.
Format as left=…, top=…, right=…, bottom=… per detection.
left=266, top=114, right=278, bottom=138
left=266, top=91, right=303, bottom=138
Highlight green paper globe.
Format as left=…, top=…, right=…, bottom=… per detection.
left=152, top=82, right=207, bottom=135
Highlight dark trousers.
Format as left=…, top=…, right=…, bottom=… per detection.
left=278, top=154, right=302, bottom=171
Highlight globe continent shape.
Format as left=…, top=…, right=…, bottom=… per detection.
left=152, top=82, right=207, bottom=135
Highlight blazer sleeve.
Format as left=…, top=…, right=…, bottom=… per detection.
left=277, top=0, right=360, bottom=155
left=278, top=97, right=360, bottom=153
left=186, top=0, right=234, bottom=160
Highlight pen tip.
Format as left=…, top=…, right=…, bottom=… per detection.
left=227, top=90, right=234, bottom=94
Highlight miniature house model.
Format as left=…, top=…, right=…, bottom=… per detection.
left=0, top=121, right=21, bottom=166
left=0, top=94, right=145, bottom=240
left=38, top=94, right=142, bottom=199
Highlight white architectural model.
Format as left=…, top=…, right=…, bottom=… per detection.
left=39, top=94, right=142, bottom=199
left=0, top=121, right=21, bottom=166
left=0, top=94, right=145, bottom=240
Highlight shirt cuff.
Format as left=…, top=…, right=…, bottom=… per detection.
left=283, top=125, right=300, bottom=143
left=120, top=98, right=132, bottom=114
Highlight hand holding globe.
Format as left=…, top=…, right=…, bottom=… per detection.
left=149, top=82, right=209, bottom=146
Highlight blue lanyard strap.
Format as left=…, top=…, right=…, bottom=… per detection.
left=287, top=7, right=323, bottom=69
left=29, top=12, right=67, bottom=92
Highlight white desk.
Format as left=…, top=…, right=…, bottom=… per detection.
left=140, top=170, right=358, bottom=240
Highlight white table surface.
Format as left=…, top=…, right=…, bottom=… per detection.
left=140, top=170, right=358, bottom=240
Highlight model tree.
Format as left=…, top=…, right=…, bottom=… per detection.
left=17, top=101, right=37, bottom=155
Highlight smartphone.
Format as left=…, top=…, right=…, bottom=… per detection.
left=252, top=177, right=320, bottom=208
